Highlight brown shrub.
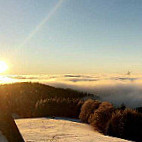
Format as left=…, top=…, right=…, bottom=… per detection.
left=79, top=99, right=101, bottom=123
left=88, top=101, right=101, bottom=124
left=107, top=109, right=142, bottom=142
left=91, top=102, right=114, bottom=134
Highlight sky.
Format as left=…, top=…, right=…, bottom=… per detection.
left=0, top=0, right=142, bottom=75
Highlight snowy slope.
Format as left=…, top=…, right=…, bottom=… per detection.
left=15, top=118, right=131, bottom=142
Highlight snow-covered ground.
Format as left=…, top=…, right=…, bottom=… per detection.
left=15, top=118, right=130, bottom=142
left=0, top=131, right=8, bottom=142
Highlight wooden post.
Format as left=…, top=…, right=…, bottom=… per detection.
left=0, top=97, right=24, bottom=142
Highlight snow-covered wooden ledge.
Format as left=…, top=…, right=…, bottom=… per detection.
left=16, top=117, right=130, bottom=142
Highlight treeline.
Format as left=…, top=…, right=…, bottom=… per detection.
left=79, top=99, right=142, bottom=142
left=0, top=82, right=96, bottom=117
left=34, top=98, right=84, bottom=118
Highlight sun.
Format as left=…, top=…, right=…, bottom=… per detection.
left=0, top=61, right=8, bottom=73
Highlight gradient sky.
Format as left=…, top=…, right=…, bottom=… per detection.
left=0, top=0, right=142, bottom=75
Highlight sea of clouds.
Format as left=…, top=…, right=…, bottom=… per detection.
left=1, top=74, right=142, bottom=108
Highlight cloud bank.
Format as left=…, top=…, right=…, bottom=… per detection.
left=1, top=74, right=142, bottom=108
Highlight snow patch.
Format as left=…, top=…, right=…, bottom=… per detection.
left=0, top=131, right=8, bottom=142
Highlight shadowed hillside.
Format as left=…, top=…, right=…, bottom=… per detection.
left=0, top=82, right=97, bottom=118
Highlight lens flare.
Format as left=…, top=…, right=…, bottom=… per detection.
left=20, top=0, right=64, bottom=48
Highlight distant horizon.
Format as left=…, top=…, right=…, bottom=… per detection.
left=0, top=72, right=141, bottom=76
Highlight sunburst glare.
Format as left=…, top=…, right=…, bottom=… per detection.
left=0, top=61, right=8, bottom=73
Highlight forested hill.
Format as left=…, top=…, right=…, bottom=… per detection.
left=0, top=82, right=96, bottom=99
left=0, top=82, right=98, bottom=118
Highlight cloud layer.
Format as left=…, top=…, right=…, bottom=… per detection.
left=1, top=74, right=142, bottom=108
